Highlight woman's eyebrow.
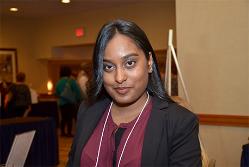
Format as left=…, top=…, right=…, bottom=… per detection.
left=103, top=59, right=111, bottom=63
left=103, top=53, right=139, bottom=62
left=122, top=53, right=139, bottom=61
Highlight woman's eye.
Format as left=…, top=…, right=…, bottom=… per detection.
left=103, top=64, right=114, bottom=72
left=125, top=60, right=136, bottom=68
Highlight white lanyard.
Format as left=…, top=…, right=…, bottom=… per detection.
left=95, top=92, right=150, bottom=167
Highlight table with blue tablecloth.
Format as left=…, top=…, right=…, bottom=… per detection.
left=30, top=99, right=59, bottom=127
left=0, top=117, right=59, bottom=166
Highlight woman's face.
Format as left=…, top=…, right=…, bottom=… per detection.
left=103, top=33, right=152, bottom=105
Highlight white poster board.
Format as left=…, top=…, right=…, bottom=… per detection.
left=5, top=130, right=36, bottom=167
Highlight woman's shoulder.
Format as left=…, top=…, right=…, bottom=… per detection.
left=163, top=102, right=199, bottom=131
left=152, top=97, right=199, bottom=139
left=167, top=102, right=196, bottom=118
left=152, top=96, right=198, bottom=123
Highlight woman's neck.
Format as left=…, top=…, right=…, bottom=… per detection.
left=111, top=92, right=149, bottom=125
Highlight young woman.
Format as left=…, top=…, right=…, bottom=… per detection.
left=67, top=19, right=201, bottom=167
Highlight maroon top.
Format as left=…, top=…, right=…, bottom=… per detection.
left=81, top=98, right=153, bottom=167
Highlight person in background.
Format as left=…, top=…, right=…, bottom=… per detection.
left=56, top=66, right=82, bottom=137
left=4, top=72, right=31, bottom=118
left=67, top=19, right=201, bottom=166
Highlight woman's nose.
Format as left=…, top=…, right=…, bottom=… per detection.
left=115, top=67, right=127, bottom=84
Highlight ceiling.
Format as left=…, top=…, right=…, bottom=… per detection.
left=0, top=0, right=155, bottom=19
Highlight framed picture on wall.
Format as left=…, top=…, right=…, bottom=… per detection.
left=0, top=49, right=18, bottom=83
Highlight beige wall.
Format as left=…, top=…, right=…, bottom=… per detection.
left=34, top=2, right=176, bottom=58
left=0, top=18, right=48, bottom=91
left=176, top=0, right=248, bottom=166
left=1, top=1, right=176, bottom=92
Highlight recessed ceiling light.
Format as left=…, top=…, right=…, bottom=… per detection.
left=61, top=0, right=70, bottom=3
left=10, top=7, right=18, bottom=12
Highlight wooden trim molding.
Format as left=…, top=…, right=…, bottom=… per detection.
left=171, top=96, right=249, bottom=127
left=197, top=114, right=249, bottom=127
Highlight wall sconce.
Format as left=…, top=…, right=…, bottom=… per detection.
left=47, top=80, right=53, bottom=95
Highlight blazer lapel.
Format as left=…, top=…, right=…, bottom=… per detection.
left=74, top=99, right=111, bottom=165
left=141, top=96, right=169, bottom=166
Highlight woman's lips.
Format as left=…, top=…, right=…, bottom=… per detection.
left=114, top=87, right=129, bottom=95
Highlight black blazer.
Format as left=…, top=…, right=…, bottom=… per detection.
left=67, top=96, right=201, bottom=167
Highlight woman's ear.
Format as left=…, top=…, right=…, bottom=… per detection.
left=148, top=52, right=153, bottom=73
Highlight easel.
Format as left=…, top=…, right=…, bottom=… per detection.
left=165, top=29, right=191, bottom=105
left=164, top=29, right=209, bottom=167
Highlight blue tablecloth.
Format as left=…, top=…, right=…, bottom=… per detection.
left=0, top=117, right=59, bottom=166
left=30, top=100, right=59, bottom=127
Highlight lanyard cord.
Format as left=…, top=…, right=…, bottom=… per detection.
left=95, top=102, right=113, bottom=167
left=95, top=92, right=150, bottom=167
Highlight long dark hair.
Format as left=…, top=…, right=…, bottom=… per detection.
left=88, top=19, right=170, bottom=104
